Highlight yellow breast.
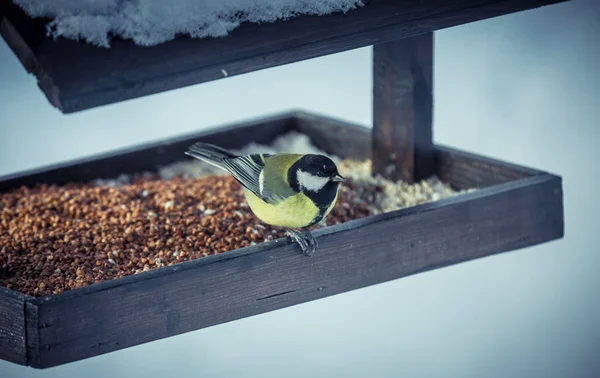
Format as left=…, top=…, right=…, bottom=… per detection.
left=243, top=188, right=320, bottom=229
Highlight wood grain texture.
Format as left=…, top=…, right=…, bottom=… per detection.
left=25, top=302, right=39, bottom=368
left=0, top=112, right=294, bottom=192
left=27, top=173, right=563, bottom=368
left=0, top=110, right=540, bottom=192
left=435, top=146, right=543, bottom=190
left=0, top=288, right=27, bottom=365
left=294, top=111, right=372, bottom=161
left=0, top=0, right=568, bottom=113
left=372, top=33, right=434, bottom=183
left=293, top=112, right=540, bottom=189
left=0, top=111, right=564, bottom=368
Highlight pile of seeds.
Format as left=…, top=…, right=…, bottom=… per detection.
left=337, top=159, right=474, bottom=214
left=0, top=132, right=471, bottom=297
left=0, top=173, right=374, bottom=296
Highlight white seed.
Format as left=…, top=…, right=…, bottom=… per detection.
left=142, top=190, right=149, bottom=197
left=164, top=201, right=174, bottom=209
left=108, top=258, right=116, bottom=265
left=203, top=209, right=216, bottom=216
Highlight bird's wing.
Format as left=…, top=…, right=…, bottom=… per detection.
left=221, top=154, right=267, bottom=198
left=223, top=153, right=300, bottom=205
left=260, top=154, right=303, bottom=203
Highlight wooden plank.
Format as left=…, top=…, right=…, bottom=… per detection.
left=435, top=146, right=543, bottom=190
left=294, top=111, right=372, bottom=160
left=0, top=111, right=295, bottom=191
left=25, top=302, right=40, bottom=368
left=0, top=0, right=568, bottom=113
left=372, top=33, right=435, bottom=183
left=27, top=172, right=563, bottom=368
left=293, top=112, right=540, bottom=188
left=0, top=110, right=543, bottom=192
left=0, top=288, right=27, bottom=365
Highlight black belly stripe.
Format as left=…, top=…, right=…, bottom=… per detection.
left=304, top=182, right=339, bottom=227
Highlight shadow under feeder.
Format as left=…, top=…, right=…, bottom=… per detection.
left=0, top=0, right=566, bottom=370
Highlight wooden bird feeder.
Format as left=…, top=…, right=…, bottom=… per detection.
left=0, top=0, right=566, bottom=369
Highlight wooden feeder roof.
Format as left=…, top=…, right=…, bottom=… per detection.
left=0, top=0, right=566, bottom=114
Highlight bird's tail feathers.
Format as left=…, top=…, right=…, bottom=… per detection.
left=184, top=142, right=237, bottom=171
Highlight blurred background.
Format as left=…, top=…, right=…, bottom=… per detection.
left=0, top=0, right=598, bottom=377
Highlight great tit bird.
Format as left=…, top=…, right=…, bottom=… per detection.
left=184, top=142, right=345, bottom=256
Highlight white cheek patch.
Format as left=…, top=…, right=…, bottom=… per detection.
left=297, top=170, right=329, bottom=192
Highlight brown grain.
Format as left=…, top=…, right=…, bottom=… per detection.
left=0, top=174, right=371, bottom=297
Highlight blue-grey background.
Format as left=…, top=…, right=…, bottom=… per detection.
left=1, top=1, right=598, bottom=377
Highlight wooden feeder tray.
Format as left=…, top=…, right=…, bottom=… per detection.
left=0, top=111, right=563, bottom=368
left=0, top=0, right=566, bottom=371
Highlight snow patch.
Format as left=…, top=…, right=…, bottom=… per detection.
left=13, top=0, right=364, bottom=48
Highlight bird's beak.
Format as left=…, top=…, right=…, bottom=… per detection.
left=331, top=174, right=345, bottom=183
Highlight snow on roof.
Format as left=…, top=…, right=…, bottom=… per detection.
left=12, top=0, right=364, bottom=48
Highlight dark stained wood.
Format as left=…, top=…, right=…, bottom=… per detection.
left=0, top=111, right=564, bottom=368
left=0, top=112, right=294, bottom=191
left=372, top=33, right=434, bottom=183
left=25, top=302, right=40, bottom=368
left=0, top=288, right=28, bottom=365
left=294, top=111, right=372, bottom=161
left=0, top=0, right=568, bottom=113
left=0, top=111, right=540, bottom=192
left=293, top=112, right=540, bottom=189
left=435, top=146, right=543, bottom=190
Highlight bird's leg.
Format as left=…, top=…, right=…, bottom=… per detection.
left=286, top=228, right=319, bottom=256
left=286, top=228, right=310, bottom=255
left=302, top=227, right=318, bottom=257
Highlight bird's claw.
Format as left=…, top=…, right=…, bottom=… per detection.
left=302, top=228, right=318, bottom=256
left=286, top=228, right=318, bottom=256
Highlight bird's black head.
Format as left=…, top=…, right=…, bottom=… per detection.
left=290, top=154, right=345, bottom=193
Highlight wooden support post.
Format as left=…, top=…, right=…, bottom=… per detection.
left=372, top=33, right=435, bottom=183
